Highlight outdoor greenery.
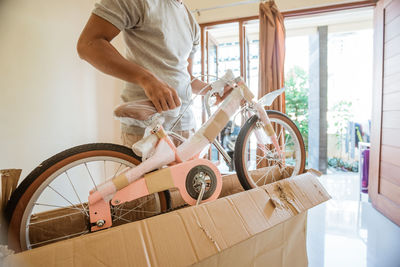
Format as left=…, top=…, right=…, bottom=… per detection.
left=285, top=66, right=309, bottom=151
left=284, top=67, right=359, bottom=172
left=330, top=100, right=353, bottom=158
left=328, top=157, right=358, bottom=172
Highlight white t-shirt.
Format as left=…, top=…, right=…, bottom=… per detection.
left=93, top=0, right=200, bottom=134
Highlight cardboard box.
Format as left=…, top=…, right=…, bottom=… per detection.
left=18, top=166, right=288, bottom=247
left=3, top=172, right=330, bottom=267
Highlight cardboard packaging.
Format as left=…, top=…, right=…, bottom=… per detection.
left=19, top=166, right=289, bottom=248
left=3, top=172, right=330, bottom=267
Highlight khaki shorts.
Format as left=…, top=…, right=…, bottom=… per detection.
left=121, top=129, right=195, bottom=148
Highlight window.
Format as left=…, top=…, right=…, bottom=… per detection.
left=193, top=7, right=374, bottom=173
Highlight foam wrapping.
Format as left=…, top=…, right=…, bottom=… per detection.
left=90, top=138, right=176, bottom=203
left=113, top=99, right=179, bottom=128
left=177, top=88, right=244, bottom=161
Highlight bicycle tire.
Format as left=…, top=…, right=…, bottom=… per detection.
left=234, top=111, right=306, bottom=190
left=5, top=143, right=170, bottom=252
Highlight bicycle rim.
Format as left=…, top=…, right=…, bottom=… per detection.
left=236, top=112, right=305, bottom=189
left=7, top=144, right=168, bottom=251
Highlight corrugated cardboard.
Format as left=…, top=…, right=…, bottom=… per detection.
left=194, top=212, right=307, bottom=267
left=170, top=165, right=294, bottom=209
left=4, top=172, right=330, bottom=267
left=26, top=166, right=278, bottom=246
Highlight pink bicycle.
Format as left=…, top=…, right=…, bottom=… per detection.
left=6, top=72, right=305, bottom=251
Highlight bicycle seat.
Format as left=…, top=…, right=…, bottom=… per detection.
left=114, top=99, right=180, bottom=128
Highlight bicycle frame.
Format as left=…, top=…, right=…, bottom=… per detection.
left=88, top=76, right=283, bottom=232
left=206, top=84, right=285, bottom=166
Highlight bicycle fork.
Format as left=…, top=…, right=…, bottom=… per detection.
left=252, top=102, right=283, bottom=160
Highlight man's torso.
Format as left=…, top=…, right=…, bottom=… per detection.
left=93, top=0, right=199, bottom=134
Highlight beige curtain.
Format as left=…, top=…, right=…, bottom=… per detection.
left=258, top=1, right=286, bottom=113
left=257, top=1, right=285, bottom=170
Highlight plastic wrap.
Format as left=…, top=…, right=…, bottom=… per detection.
left=220, top=88, right=243, bottom=115
left=114, top=99, right=180, bottom=128
left=176, top=86, right=245, bottom=161
left=209, top=69, right=235, bottom=97
left=254, top=102, right=282, bottom=156
left=91, top=73, right=243, bottom=202
left=90, top=137, right=176, bottom=203
left=131, top=133, right=159, bottom=160
left=176, top=129, right=210, bottom=161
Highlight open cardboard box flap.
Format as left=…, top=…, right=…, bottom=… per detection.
left=4, top=172, right=330, bottom=267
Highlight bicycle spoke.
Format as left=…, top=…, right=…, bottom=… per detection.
left=277, top=128, right=283, bottom=141
left=33, top=203, right=87, bottom=215
left=112, top=197, right=157, bottom=221
left=257, top=143, right=268, bottom=154
left=239, top=115, right=304, bottom=190
left=113, top=163, right=123, bottom=178
left=113, top=200, right=153, bottom=221
left=112, top=202, right=126, bottom=218
left=255, top=167, right=273, bottom=185
left=104, top=160, right=107, bottom=183
left=64, top=171, right=88, bottom=217
left=17, top=145, right=157, bottom=251
left=113, top=216, right=132, bottom=224
left=84, top=163, right=98, bottom=191
left=245, top=152, right=264, bottom=168
left=247, top=144, right=281, bottom=167
left=255, top=157, right=264, bottom=167
left=116, top=208, right=159, bottom=215
left=28, top=211, right=84, bottom=226
left=46, top=185, right=86, bottom=216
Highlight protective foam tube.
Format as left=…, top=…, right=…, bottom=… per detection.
left=176, top=130, right=210, bottom=161
left=253, top=102, right=282, bottom=157
left=176, top=87, right=244, bottom=161
left=90, top=138, right=176, bottom=203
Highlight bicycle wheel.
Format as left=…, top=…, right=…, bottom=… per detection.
left=234, top=111, right=306, bottom=190
left=5, top=143, right=170, bottom=252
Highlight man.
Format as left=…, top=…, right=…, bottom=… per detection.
left=77, top=0, right=211, bottom=147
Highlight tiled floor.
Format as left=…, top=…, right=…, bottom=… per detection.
left=307, top=170, right=400, bottom=267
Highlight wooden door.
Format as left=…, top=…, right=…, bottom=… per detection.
left=370, top=0, right=400, bottom=226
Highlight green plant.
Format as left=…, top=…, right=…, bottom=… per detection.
left=328, top=157, right=358, bottom=172
left=285, top=66, right=309, bottom=151
left=330, top=101, right=353, bottom=158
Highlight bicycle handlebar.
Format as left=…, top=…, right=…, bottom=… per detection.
left=204, top=70, right=237, bottom=116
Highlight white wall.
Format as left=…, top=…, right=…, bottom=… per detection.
left=0, top=0, right=124, bottom=180
left=185, top=0, right=367, bottom=23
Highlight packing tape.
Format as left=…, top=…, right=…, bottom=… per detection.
left=264, top=123, right=275, bottom=137
left=112, top=173, right=130, bottom=191
left=155, top=127, right=167, bottom=139
left=239, top=84, right=255, bottom=102
left=144, top=167, right=175, bottom=194
left=203, top=109, right=230, bottom=142
left=307, top=168, right=322, bottom=177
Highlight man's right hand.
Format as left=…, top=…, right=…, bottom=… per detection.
left=141, top=76, right=181, bottom=113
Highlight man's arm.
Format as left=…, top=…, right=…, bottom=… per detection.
left=187, top=57, right=209, bottom=95
left=77, top=14, right=180, bottom=112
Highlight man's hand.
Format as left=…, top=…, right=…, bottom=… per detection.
left=214, top=84, right=234, bottom=105
left=190, top=78, right=234, bottom=105
left=140, top=76, right=181, bottom=113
